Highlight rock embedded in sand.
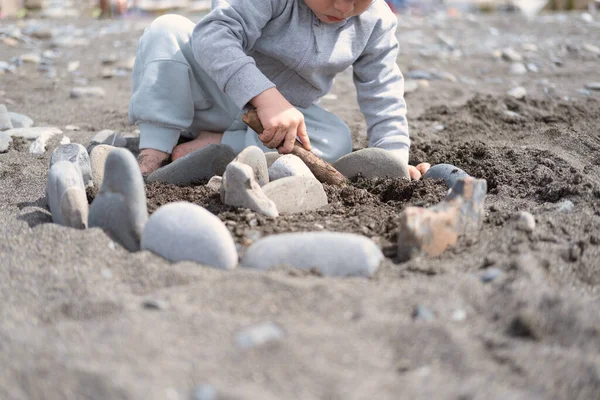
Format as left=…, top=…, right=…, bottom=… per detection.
left=241, top=232, right=383, bottom=277
left=29, top=129, right=63, bottom=154
left=146, top=144, right=234, bottom=186
left=0, top=132, right=12, bottom=152
left=221, top=161, right=278, bottom=218
left=91, top=129, right=127, bottom=147
left=413, top=305, right=435, bottom=321
left=501, top=47, right=523, bottom=62
left=206, top=175, right=222, bottom=192
left=8, top=112, right=34, bottom=129
left=262, top=176, right=327, bottom=214
left=0, top=104, right=13, bottom=131
left=268, top=154, right=315, bottom=182
left=70, top=86, right=106, bottom=98
left=507, top=86, right=527, bottom=99
left=50, top=143, right=92, bottom=187
left=6, top=126, right=62, bottom=140
left=585, top=82, right=600, bottom=91
left=235, top=321, right=284, bottom=349
left=191, top=384, right=217, bottom=400
left=141, top=202, right=238, bottom=269
left=90, top=144, right=115, bottom=188
left=47, top=161, right=88, bottom=229
left=481, top=267, right=502, bottom=283
left=333, top=148, right=410, bottom=180
left=423, top=163, right=470, bottom=188
left=514, top=211, right=536, bottom=233
left=510, top=62, right=528, bottom=75
left=89, top=148, right=148, bottom=252
left=233, top=145, right=269, bottom=186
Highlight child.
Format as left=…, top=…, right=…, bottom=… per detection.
left=130, top=0, right=427, bottom=179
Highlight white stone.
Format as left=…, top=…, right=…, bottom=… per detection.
left=7, top=126, right=62, bottom=140
left=90, top=144, right=116, bottom=188
left=70, top=87, right=106, bottom=98
left=514, top=211, right=536, bottom=233
left=0, top=104, right=13, bottom=131
left=507, top=86, right=527, bottom=99
left=262, top=176, right=327, bottom=214
left=268, top=154, right=314, bottom=182
left=235, top=322, right=284, bottom=349
left=233, top=145, right=269, bottom=186
left=0, top=131, right=13, bottom=152
left=29, top=129, right=63, bottom=154
left=8, top=112, right=33, bottom=128
left=221, top=161, right=278, bottom=218
left=47, top=161, right=88, bottom=229
left=242, top=232, right=383, bottom=277
left=50, top=143, right=93, bottom=187
left=141, top=202, right=238, bottom=269
left=509, top=63, right=528, bottom=75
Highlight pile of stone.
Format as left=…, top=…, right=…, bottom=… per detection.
left=45, top=141, right=488, bottom=278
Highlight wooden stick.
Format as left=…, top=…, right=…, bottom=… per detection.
left=242, top=110, right=347, bottom=186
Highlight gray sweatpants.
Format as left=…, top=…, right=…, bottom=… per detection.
left=129, top=14, right=353, bottom=163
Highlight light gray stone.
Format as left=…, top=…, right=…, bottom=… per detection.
left=50, top=143, right=92, bottom=186
left=241, top=232, right=383, bottom=277
left=262, top=176, right=327, bottom=214
left=423, top=163, right=470, bottom=188
left=89, top=148, right=148, bottom=252
left=404, top=79, right=419, bottom=94
left=235, top=321, right=284, bottom=349
left=7, top=126, right=62, bottom=140
left=141, top=202, right=238, bottom=269
left=29, top=129, right=63, bottom=154
left=9, top=112, right=34, bottom=129
left=233, top=145, right=269, bottom=186
left=46, top=161, right=88, bottom=229
left=70, top=86, right=106, bottom=98
left=206, top=175, right=222, bottom=192
left=191, top=384, right=217, bottom=400
left=90, top=144, right=116, bottom=188
left=585, top=82, right=600, bottom=91
left=333, top=148, right=410, bottom=179
left=265, top=151, right=283, bottom=168
left=146, top=144, right=234, bottom=185
left=268, top=154, right=314, bottom=182
left=91, top=130, right=127, bottom=147
left=507, top=86, right=527, bottom=99
left=221, top=161, right=278, bottom=218
left=0, top=131, right=12, bottom=152
left=557, top=200, right=574, bottom=213
left=514, top=211, right=536, bottom=233
left=0, top=104, right=13, bottom=131
left=501, top=47, right=523, bottom=62
left=510, top=63, right=528, bottom=75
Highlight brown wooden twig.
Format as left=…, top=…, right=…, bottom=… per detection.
left=242, top=110, right=347, bottom=186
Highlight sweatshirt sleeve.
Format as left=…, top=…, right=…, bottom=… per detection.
left=192, top=0, right=284, bottom=109
left=352, top=14, right=410, bottom=163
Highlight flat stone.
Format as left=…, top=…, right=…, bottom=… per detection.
left=583, top=43, right=600, bottom=55
left=423, top=163, right=470, bottom=188
left=141, top=202, right=238, bottom=269
left=146, top=144, right=234, bottom=185
left=333, top=148, right=410, bottom=179
left=221, top=161, right=278, bottom=218
left=262, top=176, right=327, bottom=214
left=91, top=129, right=127, bottom=147
left=404, top=79, right=420, bottom=94
left=0, top=104, right=13, bottom=131
left=9, top=112, right=33, bottom=128
left=510, top=62, right=528, bottom=75
left=0, top=131, right=12, bottom=152
left=50, top=143, right=92, bottom=186
left=191, top=384, right=217, bottom=400
left=70, top=87, right=106, bottom=98
left=46, top=161, right=88, bottom=229
left=20, top=53, right=41, bottom=64
left=6, top=126, right=62, bottom=140
left=514, top=211, right=536, bottom=233
left=265, top=151, right=283, bottom=167
left=242, top=232, right=383, bottom=277
left=206, top=175, right=222, bottom=192
left=89, top=148, right=148, bottom=252
left=233, top=145, right=268, bottom=186
left=507, top=86, right=527, bottom=99
left=90, top=144, right=116, bottom=189
left=397, top=177, right=487, bottom=260
left=481, top=267, right=502, bottom=283
left=585, top=82, right=600, bottom=91
left=268, top=154, right=314, bottom=181
left=235, top=321, right=284, bottom=349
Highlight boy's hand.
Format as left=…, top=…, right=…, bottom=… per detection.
left=250, top=88, right=311, bottom=154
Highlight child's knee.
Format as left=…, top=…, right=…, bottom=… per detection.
left=146, top=14, right=194, bottom=38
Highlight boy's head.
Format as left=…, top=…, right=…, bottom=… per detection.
left=304, top=0, right=373, bottom=24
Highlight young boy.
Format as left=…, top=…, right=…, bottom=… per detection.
left=130, top=0, right=426, bottom=179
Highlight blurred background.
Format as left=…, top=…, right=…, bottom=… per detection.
left=1, top=0, right=599, bottom=19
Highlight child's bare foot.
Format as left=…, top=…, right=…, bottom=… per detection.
left=171, top=131, right=223, bottom=161
left=137, top=149, right=170, bottom=176
left=408, top=163, right=431, bottom=180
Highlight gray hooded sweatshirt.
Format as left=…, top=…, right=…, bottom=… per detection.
left=192, top=0, right=410, bottom=157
